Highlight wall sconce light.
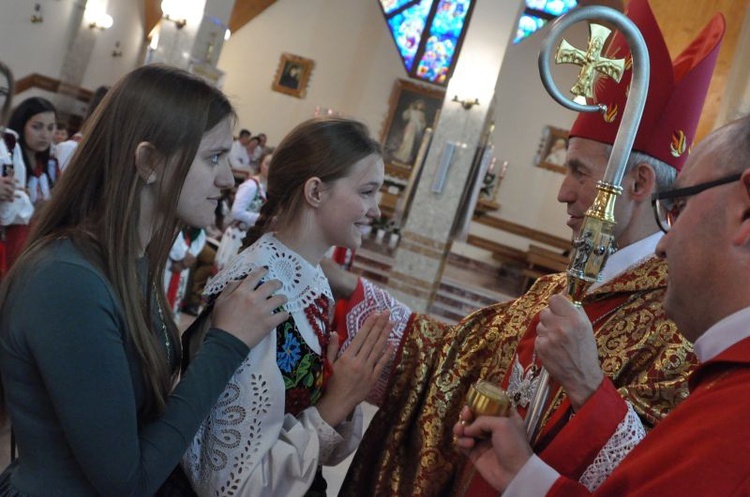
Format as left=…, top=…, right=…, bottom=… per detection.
left=452, top=95, right=480, bottom=110
left=161, top=0, right=187, bottom=29
left=88, top=14, right=114, bottom=30
left=112, top=41, right=123, bottom=57
left=31, top=3, right=43, bottom=23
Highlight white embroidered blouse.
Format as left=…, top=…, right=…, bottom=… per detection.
left=182, top=233, right=363, bottom=497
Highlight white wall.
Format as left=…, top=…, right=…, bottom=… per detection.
left=0, top=0, right=588, bottom=250
left=0, top=0, right=143, bottom=97
left=221, top=0, right=583, bottom=262
left=479, top=20, right=592, bottom=244
left=217, top=0, right=411, bottom=146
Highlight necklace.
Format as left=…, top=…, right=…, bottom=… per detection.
left=303, top=294, right=331, bottom=350
left=153, top=285, right=172, bottom=365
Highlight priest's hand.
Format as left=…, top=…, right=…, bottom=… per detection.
left=535, top=293, right=604, bottom=411
left=453, top=406, right=532, bottom=492
left=315, top=310, right=394, bottom=427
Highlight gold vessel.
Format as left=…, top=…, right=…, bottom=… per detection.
left=466, top=380, right=511, bottom=417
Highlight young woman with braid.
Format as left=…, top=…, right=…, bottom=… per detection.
left=181, top=117, right=395, bottom=497
left=0, top=64, right=289, bottom=496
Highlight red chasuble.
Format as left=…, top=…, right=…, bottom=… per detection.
left=339, top=256, right=696, bottom=497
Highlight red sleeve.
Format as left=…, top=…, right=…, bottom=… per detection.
left=334, top=278, right=365, bottom=344
left=540, top=377, right=627, bottom=479
left=547, top=476, right=593, bottom=497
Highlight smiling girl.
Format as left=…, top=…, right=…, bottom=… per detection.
left=182, top=117, right=396, bottom=497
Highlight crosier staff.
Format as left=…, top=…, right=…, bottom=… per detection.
left=524, top=5, right=650, bottom=443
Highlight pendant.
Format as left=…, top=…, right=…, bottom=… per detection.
left=506, top=355, right=541, bottom=408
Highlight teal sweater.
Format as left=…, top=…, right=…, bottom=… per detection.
left=0, top=239, right=248, bottom=496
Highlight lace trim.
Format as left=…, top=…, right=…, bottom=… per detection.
left=343, top=279, right=411, bottom=404
left=203, top=232, right=333, bottom=314
left=579, top=402, right=646, bottom=491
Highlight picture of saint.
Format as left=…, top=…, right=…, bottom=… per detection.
left=544, top=137, right=567, bottom=166
left=279, top=62, right=302, bottom=91
left=381, top=80, right=444, bottom=167
left=393, top=99, right=426, bottom=164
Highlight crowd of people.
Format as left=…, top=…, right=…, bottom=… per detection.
left=1, top=1, right=749, bottom=496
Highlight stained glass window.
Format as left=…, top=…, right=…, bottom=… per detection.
left=514, top=0, right=577, bottom=44
left=378, top=0, right=475, bottom=86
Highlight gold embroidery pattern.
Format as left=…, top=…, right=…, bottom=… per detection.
left=339, top=257, right=697, bottom=497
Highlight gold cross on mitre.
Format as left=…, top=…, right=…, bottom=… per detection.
left=555, top=23, right=626, bottom=99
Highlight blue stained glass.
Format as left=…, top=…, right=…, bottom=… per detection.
left=379, top=0, right=418, bottom=15
left=387, top=0, right=434, bottom=71
left=414, top=0, right=472, bottom=84
left=513, top=14, right=547, bottom=44
left=525, top=0, right=577, bottom=17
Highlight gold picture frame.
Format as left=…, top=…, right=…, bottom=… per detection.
left=271, top=53, right=315, bottom=99
left=535, top=125, right=569, bottom=173
left=380, top=79, right=445, bottom=172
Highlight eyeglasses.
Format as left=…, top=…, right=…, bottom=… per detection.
left=651, top=172, right=742, bottom=233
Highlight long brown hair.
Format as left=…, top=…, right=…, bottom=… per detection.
left=244, top=116, right=381, bottom=247
left=0, top=64, right=234, bottom=419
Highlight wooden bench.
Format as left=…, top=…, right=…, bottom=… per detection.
left=522, top=244, right=569, bottom=290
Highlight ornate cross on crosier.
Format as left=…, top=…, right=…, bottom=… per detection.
left=556, top=23, right=626, bottom=99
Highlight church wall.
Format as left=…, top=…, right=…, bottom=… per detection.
left=217, top=0, right=410, bottom=146
left=485, top=21, right=591, bottom=244
left=450, top=20, right=589, bottom=266
left=0, top=0, right=143, bottom=98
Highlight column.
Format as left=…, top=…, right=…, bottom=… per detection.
left=56, top=0, right=96, bottom=117
left=387, top=0, right=524, bottom=312
left=146, top=0, right=234, bottom=85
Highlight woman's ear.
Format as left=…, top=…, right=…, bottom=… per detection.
left=134, top=142, right=158, bottom=184
left=303, top=177, right=325, bottom=207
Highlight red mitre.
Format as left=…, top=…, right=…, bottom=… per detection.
left=568, top=0, right=725, bottom=171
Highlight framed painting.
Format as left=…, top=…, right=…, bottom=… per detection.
left=534, top=125, right=569, bottom=173
left=271, top=53, right=315, bottom=98
left=381, top=79, right=445, bottom=173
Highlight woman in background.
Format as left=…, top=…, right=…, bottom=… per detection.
left=7, top=96, right=59, bottom=207
left=0, top=61, right=33, bottom=276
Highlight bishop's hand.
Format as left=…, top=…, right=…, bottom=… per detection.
left=535, top=293, right=604, bottom=411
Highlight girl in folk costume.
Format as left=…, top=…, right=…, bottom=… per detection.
left=182, top=117, right=395, bottom=497
left=0, top=61, right=33, bottom=277
left=214, top=149, right=272, bottom=270
left=231, top=148, right=272, bottom=230
left=164, top=226, right=207, bottom=315
left=0, top=65, right=289, bottom=495
left=7, top=97, right=60, bottom=207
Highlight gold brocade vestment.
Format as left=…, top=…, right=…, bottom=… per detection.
left=338, top=256, right=696, bottom=497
